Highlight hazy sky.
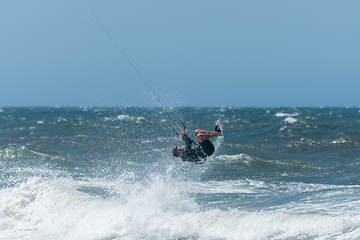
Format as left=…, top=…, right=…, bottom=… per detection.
left=1, top=1, right=359, bottom=107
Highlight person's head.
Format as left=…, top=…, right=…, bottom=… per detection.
left=172, top=147, right=185, bottom=157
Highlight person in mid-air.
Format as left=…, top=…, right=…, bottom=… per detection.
left=172, top=124, right=222, bottom=163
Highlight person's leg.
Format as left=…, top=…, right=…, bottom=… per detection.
left=195, top=129, right=222, bottom=143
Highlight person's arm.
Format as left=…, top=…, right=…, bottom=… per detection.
left=180, top=128, right=194, bottom=147
left=180, top=128, right=186, bottom=139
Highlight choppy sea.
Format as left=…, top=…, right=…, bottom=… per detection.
left=1, top=107, right=360, bottom=240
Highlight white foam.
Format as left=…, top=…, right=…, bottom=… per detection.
left=275, top=112, right=299, bottom=117
left=117, top=114, right=129, bottom=120
left=216, top=154, right=255, bottom=166
left=180, top=180, right=257, bottom=194
left=104, top=115, right=146, bottom=123
left=198, top=209, right=360, bottom=239
left=0, top=176, right=200, bottom=239
left=2, top=176, right=360, bottom=239
left=136, top=116, right=145, bottom=123
left=284, top=116, right=298, bottom=123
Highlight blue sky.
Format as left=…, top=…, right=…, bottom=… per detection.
left=1, top=1, right=359, bottom=107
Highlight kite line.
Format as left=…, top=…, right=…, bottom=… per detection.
left=63, top=0, right=184, bottom=131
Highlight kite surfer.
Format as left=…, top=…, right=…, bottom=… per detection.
left=172, top=123, right=222, bottom=164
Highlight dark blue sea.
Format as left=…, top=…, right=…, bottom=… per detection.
left=1, top=107, right=360, bottom=239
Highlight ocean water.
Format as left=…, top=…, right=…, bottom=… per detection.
left=1, top=107, right=360, bottom=240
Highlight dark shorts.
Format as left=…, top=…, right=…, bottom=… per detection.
left=199, top=139, right=215, bottom=156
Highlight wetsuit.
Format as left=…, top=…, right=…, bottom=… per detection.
left=181, top=133, right=215, bottom=163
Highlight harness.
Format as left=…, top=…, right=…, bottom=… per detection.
left=196, top=149, right=207, bottom=164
